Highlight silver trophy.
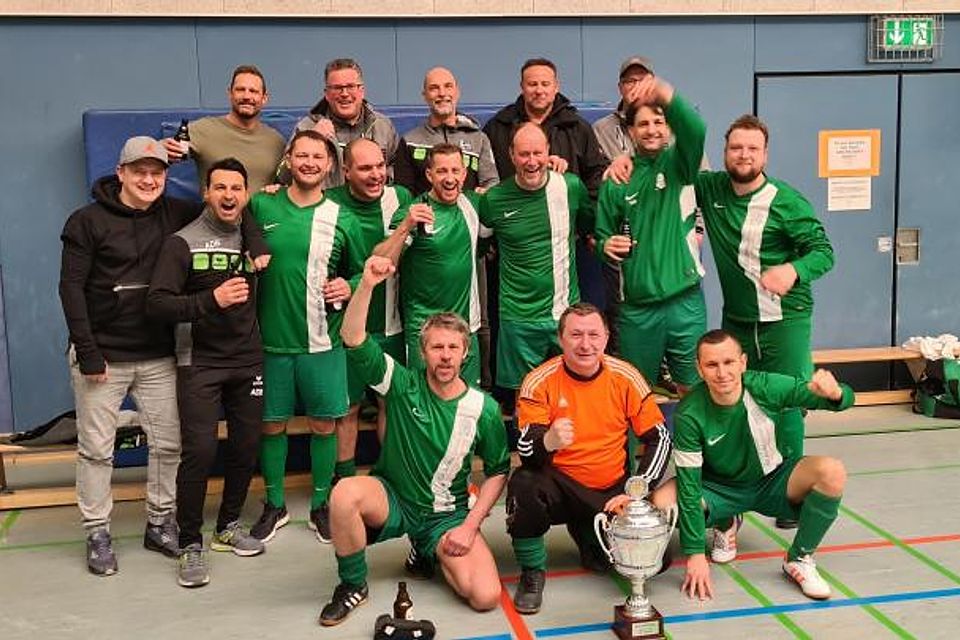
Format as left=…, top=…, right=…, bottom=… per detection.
left=594, top=477, right=677, bottom=640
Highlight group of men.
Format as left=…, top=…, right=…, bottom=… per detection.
left=59, top=52, right=852, bottom=626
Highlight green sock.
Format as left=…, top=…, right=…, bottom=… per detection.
left=335, top=458, right=357, bottom=479
left=336, top=550, right=368, bottom=587
left=788, top=490, right=841, bottom=561
left=512, top=536, right=547, bottom=571
left=310, top=433, right=337, bottom=510
left=259, top=432, right=288, bottom=508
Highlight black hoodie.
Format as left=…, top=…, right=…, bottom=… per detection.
left=482, top=93, right=609, bottom=197
left=59, top=175, right=202, bottom=374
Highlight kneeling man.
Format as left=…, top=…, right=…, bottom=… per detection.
left=653, top=329, right=852, bottom=601
left=319, top=256, right=510, bottom=626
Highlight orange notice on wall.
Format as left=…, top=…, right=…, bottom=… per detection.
left=818, top=129, right=881, bottom=178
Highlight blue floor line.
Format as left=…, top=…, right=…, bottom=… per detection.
left=455, top=587, right=960, bottom=639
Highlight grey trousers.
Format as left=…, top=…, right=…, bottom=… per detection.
left=70, top=349, right=180, bottom=530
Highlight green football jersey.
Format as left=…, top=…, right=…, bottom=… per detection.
left=479, top=172, right=594, bottom=322
left=391, top=191, right=490, bottom=336
left=347, top=336, right=510, bottom=514
left=595, top=93, right=706, bottom=305
left=326, top=184, right=413, bottom=336
left=695, top=173, right=835, bottom=323
left=250, top=188, right=365, bottom=354
left=673, top=370, right=854, bottom=555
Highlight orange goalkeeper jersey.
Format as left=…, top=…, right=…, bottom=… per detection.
left=517, top=355, right=664, bottom=489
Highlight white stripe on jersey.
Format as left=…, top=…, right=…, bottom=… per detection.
left=674, top=449, right=703, bottom=468
left=743, top=389, right=782, bottom=474
left=431, top=387, right=484, bottom=512
left=545, top=172, right=572, bottom=322
left=680, top=185, right=706, bottom=277
left=380, top=187, right=403, bottom=336
left=370, top=354, right=396, bottom=395
left=736, top=182, right=782, bottom=322
left=638, top=423, right=671, bottom=484
left=307, top=200, right=340, bottom=352
left=458, top=193, right=483, bottom=333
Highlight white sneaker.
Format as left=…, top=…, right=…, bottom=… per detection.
left=710, top=514, right=743, bottom=564
left=782, top=555, right=831, bottom=600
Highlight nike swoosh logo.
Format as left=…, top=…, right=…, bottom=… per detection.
left=707, top=433, right=726, bottom=446
left=431, top=226, right=444, bottom=235
left=712, top=203, right=725, bottom=209
left=503, top=210, right=520, bottom=218
left=263, top=223, right=280, bottom=230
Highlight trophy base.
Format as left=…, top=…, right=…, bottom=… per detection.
left=612, top=604, right=665, bottom=640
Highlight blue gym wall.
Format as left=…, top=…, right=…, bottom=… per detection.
left=0, top=15, right=957, bottom=431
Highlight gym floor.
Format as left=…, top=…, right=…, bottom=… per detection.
left=1, top=404, right=958, bottom=640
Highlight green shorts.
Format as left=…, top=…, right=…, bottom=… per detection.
left=496, top=319, right=560, bottom=389
left=702, top=458, right=802, bottom=526
left=347, top=332, right=406, bottom=405
left=262, top=349, right=349, bottom=421
left=368, top=476, right=468, bottom=565
left=406, top=331, right=481, bottom=386
left=618, top=286, right=706, bottom=386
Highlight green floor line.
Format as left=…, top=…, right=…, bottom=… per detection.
left=717, top=562, right=813, bottom=639
left=848, top=462, right=960, bottom=477
left=0, top=517, right=310, bottom=552
left=809, top=423, right=960, bottom=439
left=839, top=505, right=960, bottom=586
left=745, top=513, right=917, bottom=640
left=0, top=509, right=21, bottom=541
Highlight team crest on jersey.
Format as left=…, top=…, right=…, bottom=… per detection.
left=655, top=173, right=666, bottom=190
left=411, top=405, right=428, bottom=422
left=250, top=375, right=263, bottom=397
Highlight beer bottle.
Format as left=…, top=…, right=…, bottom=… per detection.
left=393, top=581, right=413, bottom=620
left=619, top=217, right=633, bottom=258
left=174, top=119, right=191, bottom=158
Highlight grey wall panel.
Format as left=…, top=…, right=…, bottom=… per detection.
left=896, top=73, right=960, bottom=341
left=195, top=20, right=399, bottom=109
left=395, top=19, right=583, bottom=105
left=0, top=20, right=199, bottom=429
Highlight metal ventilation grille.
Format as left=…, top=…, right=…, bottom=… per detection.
left=868, top=14, right=943, bottom=63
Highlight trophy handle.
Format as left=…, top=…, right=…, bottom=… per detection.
left=593, top=512, right=615, bottom=563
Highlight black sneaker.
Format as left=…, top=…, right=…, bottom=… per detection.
left=567, top=522, right=611, bottom=574
left=513, top=568, right=546, bottom=614
left=86, top=529, right=118, bottom=576
left=775, top=517, right=799, bottom=530
left=404, top=546, right=435, bottom=580
left=308, top=503, right=331, bottom=544
left=318, top=582, right=368, bottom=626
left=250, top=502, right=290, bottom=543
left=144, top=518, right=179, bottom=558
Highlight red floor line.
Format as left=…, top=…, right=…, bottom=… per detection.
left=498, top=579, right=535, bottom=640
left=501, top=567, right=590, bottom=585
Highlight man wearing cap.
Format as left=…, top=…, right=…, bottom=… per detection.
left=293, top=57, right=400, bottom=187
left=163, top=65, right=286, bottom=193
left=59, top=137, right=198, bottom=576
left=593, top=56, right=655, bottom=163
left=483, top=58, right=607, bottom=196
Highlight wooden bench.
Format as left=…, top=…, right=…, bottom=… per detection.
left=0, top=417, right=376, bottom=511
left=812, top=346, right=924, bottom=406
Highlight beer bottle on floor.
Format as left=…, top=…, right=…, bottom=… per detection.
left=394, top=581, right=413, bottom=620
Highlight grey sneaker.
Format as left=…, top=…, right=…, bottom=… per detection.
left=86, top=529, right=118, bottom=576
left=513, top=568, right=546, bottom=614
left=177, top=543, right=210, bottom=588
left=210, top=520, right=265, bottom=557
left=144, top=518, right=179, bottom=558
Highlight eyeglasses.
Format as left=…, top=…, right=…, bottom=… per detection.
left=619, top=77, right=647, bottom=87
left=325, top=83, right=363, bottom=94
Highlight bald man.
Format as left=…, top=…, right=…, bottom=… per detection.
left=479, top=123, right=595, bottom=391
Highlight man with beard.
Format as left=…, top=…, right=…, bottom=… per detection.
left=595, top=73, right=707, bottom=395
left=394, top=66, right=499, bottom=196
left=483, top=58, right=607, bottom=196
left=164, top=65, right=286, bottom=193
left=393, top=66, right=498, bottom=390
left=325, top=139, right=413, bottom=504
left=479, top=123, right=594, bottom=394
left=695, top=115, right=835, bottom=529
left=294, top=58, right=400, bottom=186
left=147, top=158, right=266, bottom=587
left=506, top=303, right=670, bottom=614
left=248, top=131, right=366, bottom=545
left=317, top=255, right=510, bottom=626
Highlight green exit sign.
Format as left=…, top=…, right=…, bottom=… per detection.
left=882, top=17, right=936, bottom=50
